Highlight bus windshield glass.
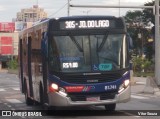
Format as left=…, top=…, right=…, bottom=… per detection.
left=49, top=34, right=128, bottom=72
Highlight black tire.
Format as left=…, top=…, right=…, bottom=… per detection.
left=39, top=84, right=57, bottom=115
left=39, top=85, right=44, bottom=105
left=104, top=103, right=116, bottom=111
left=25, top=88, right=34, bottom=106
left=24, top=83, right=34, bottom=106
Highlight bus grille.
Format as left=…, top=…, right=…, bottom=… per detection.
left=60, top=73, right=121, bottom=84
left=68, top=92, right=116, bottom=101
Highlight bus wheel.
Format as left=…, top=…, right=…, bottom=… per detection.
left=39, top=85, right=44, bottom=105
left=25, top=90, right=34, bottom=106
left=24, top=84, right=34, bottom=106
left=104, top=103, right=116, bottom=111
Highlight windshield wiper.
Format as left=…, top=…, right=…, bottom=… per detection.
left=97, top=33, right=108, bottom=52
left=69, top=35, right=83, bottom=52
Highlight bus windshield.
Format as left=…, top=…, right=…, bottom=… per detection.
left=49, top=34, right=129, bottom=73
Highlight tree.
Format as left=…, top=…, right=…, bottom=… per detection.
left=124, top=10, right=149, bottom=56
left=143, top=0, right=155, bottom=24
left=142, top=0, right=155, bottom=60
left=124, top=1, right=156, bottom=59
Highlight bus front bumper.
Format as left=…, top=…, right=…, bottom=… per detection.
left=48, top=85, right=130, bottom=106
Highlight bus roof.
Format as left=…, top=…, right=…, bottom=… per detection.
left=50, top=15, right=122, bottom=21
left=19, top=15, right=126, bottom=36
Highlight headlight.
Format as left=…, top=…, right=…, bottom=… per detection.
left=49, top=83, right=58, bottom=92
left=124, top=80, right=130, bottom=87
left=51, top=83, right=58, bottom=90
left=49, top=84, right=67, bottom=96
left=118, top=80, right=130, bottom=93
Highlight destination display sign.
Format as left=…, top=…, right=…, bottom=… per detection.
left=60, top=19, right=117, bottom=30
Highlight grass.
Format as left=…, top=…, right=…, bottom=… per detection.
left=133, top=72, right=154, bottom=77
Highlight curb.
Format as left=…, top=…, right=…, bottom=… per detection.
left=0, top=69, right=8, bottom=73
left=7, top=70, right=18, bottom=75
left=142, top=76, right=160, bottom=95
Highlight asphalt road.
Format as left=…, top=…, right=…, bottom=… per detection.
left=0, top=72, right=160, bottom=119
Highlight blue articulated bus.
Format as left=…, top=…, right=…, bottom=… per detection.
left=19, top=16, right=131, bottom=111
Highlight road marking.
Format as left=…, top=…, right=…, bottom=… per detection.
left=0, top=88, right=5, bottom=91
left=7, top=105, right=12, bottom=108
left=136, top=82, right=146, bottom=85
left=12, top=88, right=20, bottom=91
left=11, top=108, right=15, bottom=110
left=0, top=85, right=19, bottom=88
left=0, top=87, right=20, bottom=91
left=6, top=99, right=23, bottom=103
left=134, top=116, right=141, bottom=118
left=131, top=95, right=149, bottom=99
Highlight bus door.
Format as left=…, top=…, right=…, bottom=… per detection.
left=19, top=39, right=24, bottom=93
left=27, top=37, right=33, bottom=97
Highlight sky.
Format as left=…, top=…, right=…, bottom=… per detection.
left=0, top=0, right=153, bottom=22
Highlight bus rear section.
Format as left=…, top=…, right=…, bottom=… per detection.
left=19, top=16, right=131, bottom=111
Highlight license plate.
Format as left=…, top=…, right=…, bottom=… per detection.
left=86, top=96, right=100, bottom=101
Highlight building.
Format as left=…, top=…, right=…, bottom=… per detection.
left=0, top=5, right=48, bottom=70
left=16, top=5, right=48, bottom=22
left=0, top=22, right=18, bottom=69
